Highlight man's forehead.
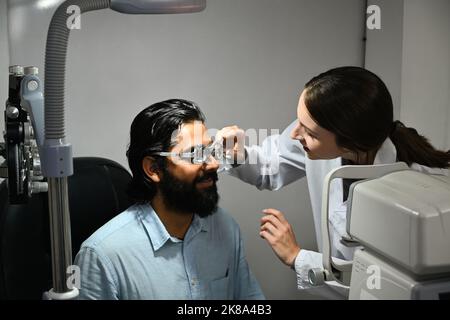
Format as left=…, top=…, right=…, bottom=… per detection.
left=173, top=121, right=211, bottom=149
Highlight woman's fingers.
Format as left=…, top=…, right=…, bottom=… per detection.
left=216, top=126, right=243, bottom=146
left=260, top=213, right=283, bottom=229
left=259, top=230, right=276, bottom=244
left=260, top=221, right=281, bottom=237
left=216, top=125, right=246, bottom=162
left=262, top=208, right=289, bottom=225
left=259, top=208, right=301, bottom=267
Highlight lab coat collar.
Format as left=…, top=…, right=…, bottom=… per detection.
left=373, top=137, right=397, bottom=165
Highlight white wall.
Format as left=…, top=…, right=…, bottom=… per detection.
left=5, top=0, right=365, bottom=299
left=400, top=0, right=450, bottom=150
left=365, top=0, right=404, bottom=120
left=366, top=0, right=450, bottom=151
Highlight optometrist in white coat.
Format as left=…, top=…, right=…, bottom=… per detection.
left=217, top=67, right=450, bottom=299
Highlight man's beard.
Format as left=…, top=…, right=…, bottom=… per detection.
left=158, top=167, right=219, bottom=217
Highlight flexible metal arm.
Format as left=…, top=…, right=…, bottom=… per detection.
left=43, top=0, right=110, bottom=300
left=42, top=0, right=206, bottom=300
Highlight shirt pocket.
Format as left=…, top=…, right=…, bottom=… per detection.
left=209, top=273, right=230, bottom=300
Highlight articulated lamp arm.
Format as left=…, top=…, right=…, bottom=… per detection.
left=42, top=0, right=206, bottom=300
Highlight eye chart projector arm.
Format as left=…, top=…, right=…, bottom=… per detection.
left=1, top=0, right=206, bottom=300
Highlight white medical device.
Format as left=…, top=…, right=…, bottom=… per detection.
left=308, top=163, right=450, bottom=300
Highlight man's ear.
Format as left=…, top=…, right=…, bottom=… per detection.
left=142, top=156, right=161, bottom=183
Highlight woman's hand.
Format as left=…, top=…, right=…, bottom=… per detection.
left=215, top=125, right=246, bottom=164
left=260, top=208, right=301, bottom=268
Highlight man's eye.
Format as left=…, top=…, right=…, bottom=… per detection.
left=179, top=154, right=195, bottom=164
left=179, top=154, right=192, bottom=161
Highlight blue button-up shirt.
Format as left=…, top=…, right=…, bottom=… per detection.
left=75, top=203, right=264, bottom=300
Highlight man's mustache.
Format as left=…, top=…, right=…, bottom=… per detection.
left=195, top=171, right=219, bottom=183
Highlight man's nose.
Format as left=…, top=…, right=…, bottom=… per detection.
left=204, top=154, right=220, bottom=170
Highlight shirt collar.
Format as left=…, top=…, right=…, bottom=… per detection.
left=186, top=213, right=209, bottom=238
left=138, top=203, right=174, bottom=251
left=138, top=203, right=209, bottom=252
left=373, top=137, right=397, bottom=165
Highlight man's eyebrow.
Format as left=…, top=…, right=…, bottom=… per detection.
left=182, top=139, right=214, bottom=153
left=299, top=120, right=319, bottom=136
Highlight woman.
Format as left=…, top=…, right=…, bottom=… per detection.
left=217, top=66, right=450, bottom=298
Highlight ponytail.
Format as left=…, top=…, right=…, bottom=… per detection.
left=389, top=120, right=450, bottom=169
left=302, top=66, right=450, bottom=169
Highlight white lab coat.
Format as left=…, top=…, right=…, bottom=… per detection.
left=228, top=120, right=449, bottom=299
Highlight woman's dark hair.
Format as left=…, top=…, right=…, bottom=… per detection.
left=126, top=99, right=206, bottom=202
left=304, top=66, right=450, bottom=168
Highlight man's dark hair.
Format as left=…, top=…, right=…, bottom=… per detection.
left=126, top=99, right=206, bottom=202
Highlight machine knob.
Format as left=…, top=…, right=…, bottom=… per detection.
left=9, top=65, right=24, bottom=76
left=6, top=106, right=20, bottom=119
left=24, top=66, right=39, bottom=75
left=27, top=80, right=39, bottom=91
left=30, top=181, right=48, bottom=194
left=308, top=268, right=326, bottom=286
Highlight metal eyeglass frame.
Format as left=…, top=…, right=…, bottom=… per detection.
left=154, top=140, right=231, bottom=165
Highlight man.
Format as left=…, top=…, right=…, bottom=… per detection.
left=75, top=99, right=264, bottom=300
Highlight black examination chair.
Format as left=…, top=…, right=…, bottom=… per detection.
left=0, top=157, right=132, bottom=300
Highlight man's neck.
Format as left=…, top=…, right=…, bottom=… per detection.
left=150, top=193, right=193, bottom=240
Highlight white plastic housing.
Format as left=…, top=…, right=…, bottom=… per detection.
left=348, top=170, right=450, bottom=275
